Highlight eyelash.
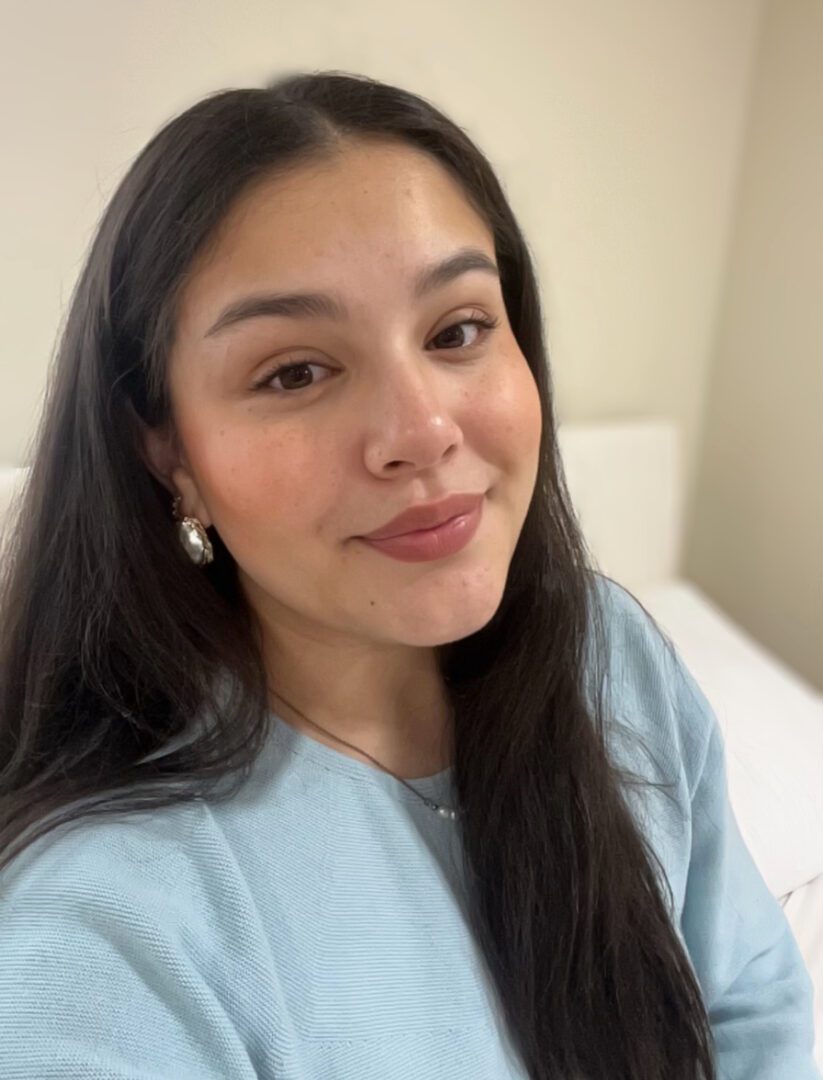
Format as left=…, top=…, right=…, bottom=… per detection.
left=250, top=314, right=501, bottom=395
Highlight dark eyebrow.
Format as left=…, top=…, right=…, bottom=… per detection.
left=202, top=246, right=500, bottom=339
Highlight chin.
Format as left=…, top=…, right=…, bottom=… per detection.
left=388, top=578, right=508, bottom=647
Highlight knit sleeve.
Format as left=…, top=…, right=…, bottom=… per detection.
left=0, top=824, right=259, bottom=1080
left=674, top=656, right=821, bottom=1079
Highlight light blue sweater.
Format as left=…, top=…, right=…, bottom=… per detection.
left=0, top=578, right=819, bottom=1079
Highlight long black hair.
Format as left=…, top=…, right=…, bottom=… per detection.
left=0, top=70, right=716, bottom=1078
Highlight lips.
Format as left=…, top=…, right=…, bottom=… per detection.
left=359, top=492, right=485, bottom=540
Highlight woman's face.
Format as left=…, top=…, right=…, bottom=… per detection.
left=150, top=139, right=542, bottom=657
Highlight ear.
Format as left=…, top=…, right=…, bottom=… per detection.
left=133, top=408, right=213, bottom=529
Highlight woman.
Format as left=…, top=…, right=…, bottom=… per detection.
left=0, top=70, right=818, bottom=1080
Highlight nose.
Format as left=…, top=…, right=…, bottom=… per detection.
left=361, top=363, right=465, bottom=476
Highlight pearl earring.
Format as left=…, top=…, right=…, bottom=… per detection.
left=172, top=495, right=214, bottom=566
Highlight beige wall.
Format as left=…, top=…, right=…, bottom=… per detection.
left=685, top=0, right=823, bottom=692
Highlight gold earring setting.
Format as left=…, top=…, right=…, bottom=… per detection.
left=172, top=495, right=214, bottom=566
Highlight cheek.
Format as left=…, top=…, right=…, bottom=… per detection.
left=468, top=354, right=542, bottom=468
left=188, top=420, right=336, bottom=553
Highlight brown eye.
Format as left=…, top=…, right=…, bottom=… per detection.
left=429, top=316, right=499, bottom=351
left=252, top=361, right=332, bottom=394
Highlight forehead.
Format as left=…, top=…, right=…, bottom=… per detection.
left=176, top=141, right=495, bottom=332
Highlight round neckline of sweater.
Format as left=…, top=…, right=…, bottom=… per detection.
left=268, top=710, right=455, bottom=807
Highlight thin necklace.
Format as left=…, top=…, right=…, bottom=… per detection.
left=270, top=690, right=460, bottom=820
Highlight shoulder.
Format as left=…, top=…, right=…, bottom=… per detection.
left=0, top=797, right=204, bottom=911
left=0, top=794, right=266, bottom=1000
left=587, top=572, right=717, bottom=799
left=0, top=799, right=265, bottom=1077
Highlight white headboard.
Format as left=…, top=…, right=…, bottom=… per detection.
left=556, top=417, right=684, bottom=591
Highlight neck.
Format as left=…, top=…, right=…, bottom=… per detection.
left=269, top=690, right=454, bottom=780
